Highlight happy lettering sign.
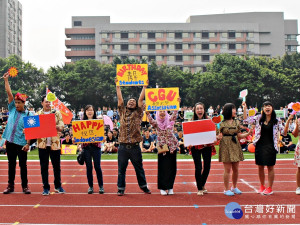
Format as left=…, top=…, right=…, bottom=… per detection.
left=72, top=119, right=105, bottom=143
left=116, top=64, right=148, bottom=86
left=145, top=88, right=180, bottom=111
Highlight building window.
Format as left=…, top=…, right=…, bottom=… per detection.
left=121, top=32, right=128, bottom=39
left=287, top=45, right=298, bottom=51
left=148, top=44, right=155, bottom=50
left=129, top=44, right=136, bottom=50
left=156, top=56, right=163, bottom=61
left=183, top=44, right=189, bottom=50
left=202, top=44, right=209, bottom=50
left=175, top=32, right=182, bottom=39
left=286, top=34, right=297, bottom=41
left=129, top=33, right=136, bottom=38
left=222, top=33, right=228, bottom=38
left=228, top=31, right=236, bottom=38
left=247, top=32, right=254, bottom=38
left=195, top=55, right=201, bottom=61
left=209, top=44, right=217, bottom=49
left=121, top=56, right=128, bottom=60
left=168, top=33, right=175, bottom=38
left=74, top=21, right=82, bottom=26
left=148, top=55, right=155, bottom=61
left=101, top=56, right=108, bottom=61
left=141, top=33, right=147, bottom=38
left=148, top=32, right=155, bottom=39
left=121, top=44, right=128, bottom=50
left=156, top=33, right=163, bottom=38
left=175, top=55, right=183, bottom=62
left=209, top=32, right=216, bottom=38
left=101, top=33, right=108, bottom=38
left=183, top=55, right=190, bottom=61
left=248, top=44, right=254, bottom=49
left=221, top=44, right=227, bottom=49
left=114, top=33, right=120, bottom=39
left=194, top=33, right=201, bottom=38
left=203, top=66, right=207, bottom=72
left=175, top=44, right=182, bottom=50
left=168, top=56, right=175, bottom=61
left=236, top=32, right=242, bottom=38
left=229, top=44, right=236, bottom=50
left=202, top=55, right=210, bottom=61
left=195, top=44, right=201, bottom=49
left=202, top=32, right=209, bottom=39
left=183, top=33, right=189, bottom=38
left=141, top=44, right=147, bottom=50
left=114, top=44, right=120, bottom=50
left=236, top=44, right=243, bottom=49
left=156, top=44, right=163, bottom=50
left=101, top=45, right=108, bottom=50
left=195, top=67, right=202, bottom=72
left=168, top=44, right=175, bottom=50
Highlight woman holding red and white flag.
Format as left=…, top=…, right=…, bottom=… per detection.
left=189, top=102, right=217, bottom=196
left=219, top=103, right=252, bottom=196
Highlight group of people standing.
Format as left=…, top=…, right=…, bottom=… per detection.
left=2, top=71, right=300, bottom=196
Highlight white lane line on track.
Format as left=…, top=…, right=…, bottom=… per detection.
left=240, top=178, right=258, bottom=193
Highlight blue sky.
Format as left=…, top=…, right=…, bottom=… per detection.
left=18, top=0, right=300, bottom=71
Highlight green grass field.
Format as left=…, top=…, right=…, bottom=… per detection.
left=0, top=135, right=297, bottom=161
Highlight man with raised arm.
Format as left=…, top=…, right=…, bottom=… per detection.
left=115, top=78, right=151, bottom=196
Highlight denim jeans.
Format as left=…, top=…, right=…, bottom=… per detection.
left=83, top=145, right=103, bottom=188
left=38, top=147, right=62, bottom=190
left=6, top=141, right=28, bottom=188
left=117, top=143, right=147, bottom=190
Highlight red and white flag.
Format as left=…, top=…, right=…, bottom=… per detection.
left=182, top=120, right=216, bottom=147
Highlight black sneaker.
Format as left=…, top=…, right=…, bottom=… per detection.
left=99, top=186, right=104, bottom=194
left=141, top=187, right=151, bottom=194
left=3, top=185, right=14, bottom=194
left=88, top=187, right=93, bottom=194
left=117, top=190, right=124, bottom=196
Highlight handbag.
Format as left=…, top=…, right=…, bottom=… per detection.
left=77, top=149, right=85, bottom=165
left=157, top=144, right=169, bottom=154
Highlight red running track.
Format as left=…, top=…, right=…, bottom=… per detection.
left=0, top=159, right=299, bottom=225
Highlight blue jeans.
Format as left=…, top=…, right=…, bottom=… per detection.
left=83, top=145, right=103, bottom=188
left=117, top=143, right=147, bottom=190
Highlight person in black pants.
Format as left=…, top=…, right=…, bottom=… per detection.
left=37, top=95, right=65, bottom=196
left=190, top=102, right=215, bottom=196
left=2, top=72, right=32, bottom=194
left=115, top=77, right=150, bottom=196
left=80, top=105, right=104, bottom=194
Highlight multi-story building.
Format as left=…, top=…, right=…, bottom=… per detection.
left=0, top=0, right=22, bottom=58
left=65, top=12, right=299, bottom=73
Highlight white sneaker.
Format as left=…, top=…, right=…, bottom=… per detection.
left=168, top=189, right=174, bottom=195
left=160, top=190, right=167, bottom=195
left=296, top=187, right=300, bottom=195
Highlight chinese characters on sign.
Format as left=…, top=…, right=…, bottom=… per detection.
left=72, top=119, right=105, bottom=143
left=116, top=64, right=148, bottom=86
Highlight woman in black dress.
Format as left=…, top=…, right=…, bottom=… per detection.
left=243, top=101, right=284, bottom=195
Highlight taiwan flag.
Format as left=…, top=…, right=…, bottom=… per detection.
left=182, top=119, right=216, bottom=147
left=23, top=114, right=57, bottom=140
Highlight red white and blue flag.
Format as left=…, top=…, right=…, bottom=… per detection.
left=182, top=119, right=216, bottom=147
left=23, top=114, right=57, bottom=140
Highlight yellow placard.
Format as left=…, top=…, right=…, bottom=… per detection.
left=116, top=64, right=148, bottom=86
left=72, top=119, right=105, bottom=143
left=61, top=144, right=77, bottom=155
left=145, top=87, right=179, bottom=111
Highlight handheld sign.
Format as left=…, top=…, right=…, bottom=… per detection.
left=239, top=89, right=248, bottom=102
left=212, top=115, right=223, bottom=124
left=248, top=108, right=257, bottom=117
left=61, top=144, right=77, bottom=155
left=46, top=92, right=57, bottom=102
left=8, top=67, right=18, bottom=77
left=275, top=110, right=285, bottom=119
left=72, top=119, right=104, bottom=143
left=116, top=64, right=148, bottom=86
left=182, top=120, right=216, bottom=147
left=184, top=111, right=193, bottom=120
left=145, top=87, right=179, bottom=111
left=24, top=114, right=57, bottom=140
